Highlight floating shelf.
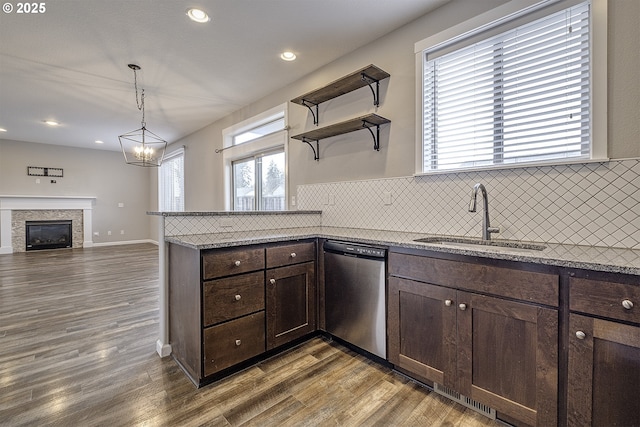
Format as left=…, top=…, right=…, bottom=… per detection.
left=291, top=113, right=390, bottom=161
left=291, top=64, right=390, bottom=125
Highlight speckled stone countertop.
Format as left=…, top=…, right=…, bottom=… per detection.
left=165, top=226, right=640, bottom=276
left=147, top=210, right=322, bottom=216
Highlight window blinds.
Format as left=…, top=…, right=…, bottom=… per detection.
left=423, top=2, right=590, bottom=171
left=159, top=150, right=184, bottom=211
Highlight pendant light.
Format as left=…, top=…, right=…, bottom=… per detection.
left=118, top=64, right=167, bottom=167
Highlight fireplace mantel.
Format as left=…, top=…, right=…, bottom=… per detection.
left=0, top=195, right=96, bottom=254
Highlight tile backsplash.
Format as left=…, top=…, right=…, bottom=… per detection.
left=297, top=159, right=640, bottom=249
left=163, top=212, right=322, bottom=237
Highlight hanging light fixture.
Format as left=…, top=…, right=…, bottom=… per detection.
left=118, top=64, right=167, bottom=167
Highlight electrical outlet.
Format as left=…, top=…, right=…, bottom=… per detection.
left=383, top=192, right=393, bottom=205
left=35, top=178, right=41, bottom=184
left=118, top=203, right=124, bottom=208
left=107, top=230, right=112, bottom=236
left=291, top=196, right=296, bottom=206
left=120, top=230, right=124, bottom=235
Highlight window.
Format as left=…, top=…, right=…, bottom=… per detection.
left=158, top=148, right=184, bottom=211
left=222, top=104, right=288, bottom=211
left=419, top=1, right=598, bottom=173
left=232, top=150, right=285, bottom=211
left=233, top=117, right=286, bottom=146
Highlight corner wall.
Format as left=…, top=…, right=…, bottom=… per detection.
left=0, top=139, right=153, bottom=246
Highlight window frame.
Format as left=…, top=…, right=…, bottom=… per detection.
left=414, top=0, right=607, bottom=175
left=157, top=146, right=185, bottom=212
left=231, top=148, right=286, bottom=211
left=222, top=103, right=288, bottom=211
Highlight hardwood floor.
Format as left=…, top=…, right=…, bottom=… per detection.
left=0, top=244, right=503, bottom=426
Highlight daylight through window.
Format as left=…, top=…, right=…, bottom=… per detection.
left=158, top=149, right=184, bottom=211
left=422, top=1, right=591, bottom=172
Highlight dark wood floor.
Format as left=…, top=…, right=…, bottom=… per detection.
left=0, top=244, right=503, bottom=426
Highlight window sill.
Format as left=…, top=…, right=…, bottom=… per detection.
left=414, top=157, right=610, bottom=177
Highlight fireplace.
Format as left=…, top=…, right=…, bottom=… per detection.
left=26, top=220, right=73, bottom=251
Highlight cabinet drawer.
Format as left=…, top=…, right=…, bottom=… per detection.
left=389, top=252, right=558, bottom=307
left=570, top=277, right=640, bottom=324
left=203, top=271, right=265, bottom=327
left=266, top=242, right=315, bottom=268
left=203, top=311, right=265, bottom=376
left=202, top=247, right=265, bottom=280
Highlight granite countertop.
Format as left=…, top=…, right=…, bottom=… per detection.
left=165, top=226, right=640, bottom=276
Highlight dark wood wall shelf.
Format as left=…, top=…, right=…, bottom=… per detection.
left=291, top=114, right=390, bottom=161
left=291, top=64, right=390, bottom=125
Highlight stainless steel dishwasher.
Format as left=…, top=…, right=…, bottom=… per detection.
left=323, top=240, right=387, bottom=359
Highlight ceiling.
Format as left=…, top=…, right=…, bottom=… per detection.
left=0, top=0, right=450, bottom=152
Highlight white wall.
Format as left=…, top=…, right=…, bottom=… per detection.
left=173, top=0, right=639, bottom=211
left=0, top=139, right=152, bottom=245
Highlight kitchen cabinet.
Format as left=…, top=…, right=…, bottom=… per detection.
left=266, top=242, right=317, bottom=350
left=168, top=239, right=316, bottom=386
left=567, top=275, right=640, bottom=426
left=388, top=251, right=559, bottom=427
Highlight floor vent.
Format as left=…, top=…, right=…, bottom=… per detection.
left=433, top=383, right=496, bottom=420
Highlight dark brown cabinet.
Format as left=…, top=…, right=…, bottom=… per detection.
left=266, top=242, right=317, bottom=350
left=168, top=240, right=316, bottom=386
left=567, top=276, right=640, bottom=426
left=456, top=290, right=558, bottom=427
left=388, top=277, right=457, bottom=388
left=388, top=251, right=559, bottom=427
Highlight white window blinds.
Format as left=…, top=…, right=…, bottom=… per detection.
left=158, top=149, right=184, bottom=211
left=423, top=2, right=590, bottom=172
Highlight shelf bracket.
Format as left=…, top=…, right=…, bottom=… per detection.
left=361, top=72, right=381, bottom=107
left=301, top=137, right=320, bottom=161
left=362, top=120, right=381, bottom=151
left=301, top=99, right=319, bottom=126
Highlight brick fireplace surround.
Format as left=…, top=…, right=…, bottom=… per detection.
left=0, top=196, right=95, bottom=254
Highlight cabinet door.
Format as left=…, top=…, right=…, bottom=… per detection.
left=388, top=277, right=457, bottom=389
left=266, top=261, right=316, bottom=350
left=457, top=291, right=558, bottom=427
left=568, top=314, right=640, bottom=427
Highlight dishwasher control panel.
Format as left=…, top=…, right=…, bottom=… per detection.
left=323, top=240, right=387, bottom=259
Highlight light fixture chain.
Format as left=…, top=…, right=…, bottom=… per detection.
left=132, top=68, right=145, bottom=127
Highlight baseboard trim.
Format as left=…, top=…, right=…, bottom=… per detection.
left=156, top=339, right=172, bottom=358
left=91, top=239, right=157, bottom=247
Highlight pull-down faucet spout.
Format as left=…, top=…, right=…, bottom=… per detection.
left=469, top=183, right=500, bottom=241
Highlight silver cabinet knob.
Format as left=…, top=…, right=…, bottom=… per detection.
left=459, top=303, right=467, bottom=311
left=235, top=339, right=242, bottom=346
left=622, top=299, right=634, bottom=310
left=270, top=278, right=276, bottom=285
left=234, top=260, right=241, bottom=267
left=576, top=331, right=586, bottom=340
left=444, top=299, right=452, bottom=306
left=234, top=294, right=242, bottom=301
left=290, top=252, right=297, bottom=258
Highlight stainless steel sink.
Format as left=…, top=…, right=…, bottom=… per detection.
left=413, top=236, right=547, bottom=252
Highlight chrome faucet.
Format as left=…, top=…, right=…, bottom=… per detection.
left=469, top=183, right=500, bottom=240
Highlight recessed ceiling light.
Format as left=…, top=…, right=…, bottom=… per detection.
left=280, top=51, right=296, bottom=61
left=186, top=8, right=210, bottom=23
left=44, top=120, right=59, bottom=126
left=95, top=140, right=104, bottom=144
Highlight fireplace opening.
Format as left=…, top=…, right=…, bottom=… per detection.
left=26, top=220, right=73, bottom=251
